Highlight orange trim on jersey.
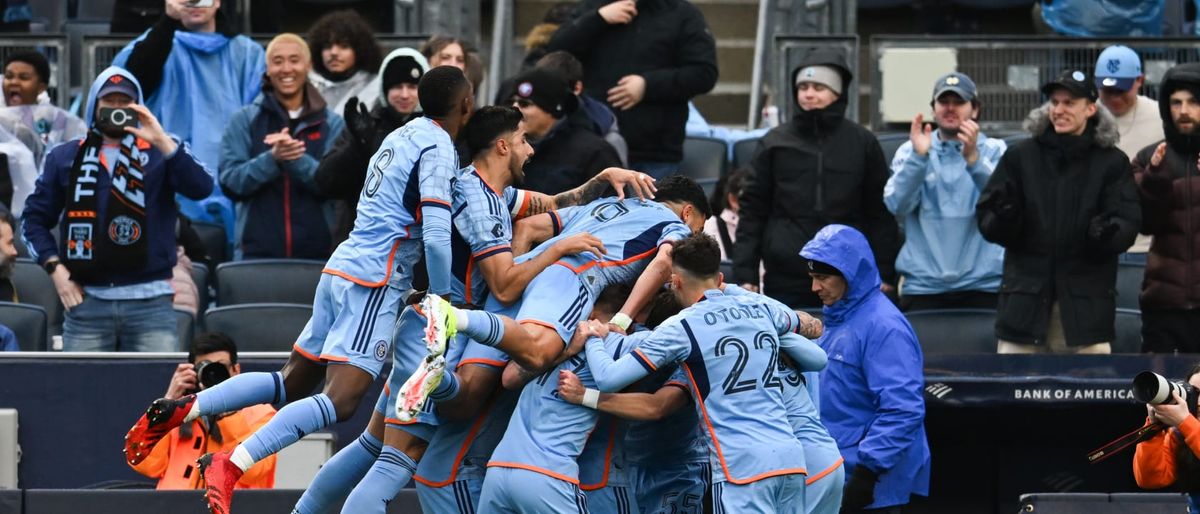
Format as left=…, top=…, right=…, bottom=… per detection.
left=385, top=417, right=418, bottom=426
left=323, top=239, right=403, bottom=287
left=420, top=197, right=452, bottom=208
left=465, top=258, right=475, bottom=305
left=580, top=418, right=617, bottom=491
left=515, top=190, right=532, bottom=218
left=413, top=396, right=497, bottom=487
left=472, top=244, right=511, bottom=258
left=293, top=344, right=322, bottom=362
left=474, top=171, right=505, bottom=197
left=664, top=381, right=689, bottom=390
left=806, top=457, right=844, bottom=485
left=682, top=363, right=807, bottom=484
left=633, top=349, right=658, bottom=371
left=318, top=354, right=351, bottom=362
left=519, top=319, right=559, bottom=332
left=486, top=462, right=580, bottom=485
left=555, top=247, right=657, bottom=275
left=456, top=358, right=507, bottom=370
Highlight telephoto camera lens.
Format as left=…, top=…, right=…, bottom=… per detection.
left=195, top=360, right=231, bottom=389
left=1133, top=371, right=1187, bottom=405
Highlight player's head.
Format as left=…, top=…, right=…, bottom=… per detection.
left=668, top=233, right=722, bottom=305
left=642, top=290, right=683, bottom=329
left=462, top=105, right=533, bottom=183
left=653, top=175, right=711, bottom=233
left=420, top=65, right=474, bottom=132
left=592, top=284, right=633, bottom=324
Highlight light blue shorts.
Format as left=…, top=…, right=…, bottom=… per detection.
left=512, top=264, right=594, bottom=345
left=416, top=474, right=484, bottom=514
left=478, top=466, right=589, bottom=513
left=584, top=484, right=638, bottom=514
left=294, top=274, right=404, bottom=379
left=631, top=461, right=710, bottom=514
left=373, top=305, right=470, bottom=440
left=712, top=474, right=806, bottom=514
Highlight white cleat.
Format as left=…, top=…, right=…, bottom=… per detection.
left=420, top=294, right=457, bottom=358
left=396, top=355, right=446, bottom=423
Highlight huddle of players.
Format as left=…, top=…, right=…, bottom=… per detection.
left=122, top=66, right=843, bottom=514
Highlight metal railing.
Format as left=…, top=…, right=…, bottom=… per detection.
left=870, top=35, right=1200, bottom=130
left=0, top=35, right=70, bottom=107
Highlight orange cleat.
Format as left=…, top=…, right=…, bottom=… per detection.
left=123, top=394, right=196, bottom=465
left=198, top=451, right=243, bottom=514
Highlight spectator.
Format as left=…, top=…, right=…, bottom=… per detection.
left=977, top=70, right=1140, bottom=354
left=171, top=215, right=208, bottom=316
left=799, top=224, right=931, bottom=512
left=0, top=123, right=36, bottom=216
left=219, top=34, right=344, bottom=260
left=0, top=51, right=87, bottom=163
left=1097, top=45, right=1164, bottom=259
left=420, top=35, right=472, bottom=72
left=885, top=72, right=1006, bottom=311
left=110, top=0, right=163, bottom=33
left=535, top=50, right=629, bottom=166
left=509, top=68, right=622, bottom=194
left=0, top=206, right=16, bottom=302
left=1132, top=363, right=1200, bottom=512
left=305, top=10, right=384, bottom=116
left=521, top=3, right=577, bottom=70
left=547, top=0, right=718, bottom=178
left=2, top=50, right=49, bottom=107
left=734, top=48, right=899, bottom=308
left=316, top=48, right=429, bottom=245
left=1133, top=63, right=1200, bottom=353
left=22, top=67, right=213, bottom=352
left=114, top=0, right=266, bottom=241
left=129, top=332, right=277, bottom=489
left=703, top=167, right=751, bottom=262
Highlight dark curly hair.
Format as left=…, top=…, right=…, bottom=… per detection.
left=306, top=10, right=383, bottom=78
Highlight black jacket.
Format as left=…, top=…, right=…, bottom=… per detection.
left=523, top=114, right=623, bottom=195
left=733, top=48, right=899, bottom=305
left=976, top=105, right=1140, bottom=346
left=547, top=0, right=717, bottom=163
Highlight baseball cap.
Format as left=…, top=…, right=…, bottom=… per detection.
left=96, top=73, right=138, bottom=100
left=1042, top=69, right=1098, bottom=102
left=510, top=68, right=578, bottom=119
left=1094, top=45, right=1142, bottom=91
left=932, top=72, right=976, bottom=102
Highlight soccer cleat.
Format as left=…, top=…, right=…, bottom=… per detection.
left=124, top=394, right=196, bottom=465
left=396, top=355, right=446, bottom=423
left=198, top=451, right=243, bottom=514
left=420, top=294, right=457, bottom=358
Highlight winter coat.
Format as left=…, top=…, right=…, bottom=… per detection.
left=1134, top=62, right=1200, bottom=310
left=523, top=114, right=623, bottom=195
left=799, top=224, right=931, bottom=509
left=547, top=0, right=718, bottom=164
left=734, top=47, right=899, bottom=302
left=976, top=103, right=1140, bottom=346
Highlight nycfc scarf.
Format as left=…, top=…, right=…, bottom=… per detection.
left=63, top=131, right=149, bottom=281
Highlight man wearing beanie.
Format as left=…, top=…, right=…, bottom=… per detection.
left=1132, top=63, right=1200, bottom=353
left=510, top=67, right=622, bottom=194
left=734, top=46, right=899, bottom=308
left=977, top=69, right=1139, bottom=354
left=800, top=224, right=930, bottom=512
left=316, top=47, right=429, bottom=245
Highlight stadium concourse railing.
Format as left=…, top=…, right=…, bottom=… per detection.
left=0, top=34, right=69, bottom=108
left=870, top=35, right=1200, bottom=131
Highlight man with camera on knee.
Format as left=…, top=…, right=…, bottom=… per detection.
left=128, top=332, right=277, bottom=489
left=1134, top=367, right=1200, bottom=512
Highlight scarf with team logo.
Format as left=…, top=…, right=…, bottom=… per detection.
left=63, top=130, right=149, bottom=281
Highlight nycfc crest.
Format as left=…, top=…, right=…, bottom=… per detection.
left=108, top=215, right=142, bottom=246
left=374, top=340, right=388, bottom=361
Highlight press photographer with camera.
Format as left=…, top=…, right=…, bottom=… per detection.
left=129, top=332, right=277, bottom=489
left=21, top=66, right=213, bottom=352
left=1133, top=366, right=1200, bottom=511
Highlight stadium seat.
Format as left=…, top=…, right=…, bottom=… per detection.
left=0, top=302, right=47, bottom=351
left=1113, top=308, right=1143, bottom=353
left=1116, top=262, right=1144, bottom=310
left=215, top=259, right=324, bottom=306
left=732, top=138, right=759, bottom=170
left=191, top=221, right=228, bottom=268
left=680, top=136, right=728, bottom=197
left=175, top=308, right=195, bottom=349
left=905, top=308, right=996, bottom=354
left=11, top=258, right=63, bottom=338
left=203, top=303, right=312, bottom=352
left=877, top=133, right=909, bottom=164
left=191, top=262, right=210, bottom=313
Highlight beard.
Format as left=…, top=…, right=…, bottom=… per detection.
left=0, top=254, right=13, bottom=279
left=1177, top=118, right=1197, bottom=134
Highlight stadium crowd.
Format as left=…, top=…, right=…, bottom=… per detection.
left=7, top=0, right=1200, bottom=513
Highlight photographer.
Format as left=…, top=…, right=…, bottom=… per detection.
left=129, top=332, right=276, bottom=489
left=1134, top=366, right=1200, bottom=511
left=21, top=67, right=212, bottom=352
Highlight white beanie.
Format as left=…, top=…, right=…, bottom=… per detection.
left=794, top=65, right=843, bottom=95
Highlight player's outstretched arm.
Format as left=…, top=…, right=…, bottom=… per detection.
left=517, top=168, right=658, bottom=219
left=779, top=332, right=826, bottom=372
left=557, top=369, right=689, bottom=421
left=612, top=243, right=675, bottom=332
left=480, top=232, right=606, bottom=305
left=512, top=213, right=556, bottom=255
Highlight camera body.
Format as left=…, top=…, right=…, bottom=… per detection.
left=1133, top=371, right=1199, bottom=416
left=194, top=360, right=231, bottom=390
left=96, top=107, right=137, bottom=135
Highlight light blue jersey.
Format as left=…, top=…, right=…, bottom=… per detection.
left=450, top=166, right=529, bottom=306
left=783, top=368, right=844, bottom=514
left=578, top=413, right=629, bottom=490
left=623, top=364, right=707, bottom=468
left=324, top=116, right=457, bottom=290
left=586, top=289, right=807, bottom=485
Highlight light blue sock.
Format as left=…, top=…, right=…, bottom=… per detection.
left=291, top=432, right=383, bottom=514
left=458, top=310, right=505, bottom=347
left=241, top=394, right=337, bottom=463
left=430, top=369, right=460, bottom=402
left=340, top=447, right=417, bottom=514
left=196, top=371, right=286, bottom=416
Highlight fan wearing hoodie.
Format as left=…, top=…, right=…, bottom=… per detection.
left=21, top=66, right=213, bottom=352
left=315, top=47, right=429, bottom=246
left=1133, top=63, right=1200, bottom=353
left=306, top=10, right=384, bottom=117
left=219, top=34, right=345, bottom=261
left=734, top=47, right=900, bottom=309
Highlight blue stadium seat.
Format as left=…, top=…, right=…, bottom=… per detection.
left=175, top=308, right=195, bottom=349
left=191, top=221, right=228, bottom=268
left=905, top=308, right=996, bottom=354
left=191, top=262, right=210, bottom=313
left=215, top=259, right=325, bottom=306
left=11, top=258, right=63, bottom=338
left=1116, top=262, right=1144, bottom=310
left=0, top=302, right=47, bottom=351
left=732, top=138, right=759, bottom=170
left=680, top=136, right=729, bottom=197
left=203, top=303, right=312, bottom=352
left=1113, top=308, right=1142, bottom=353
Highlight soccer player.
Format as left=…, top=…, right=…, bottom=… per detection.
left=581, top=233, right=811, bottom=513
left=123, top=66, right=474, bottom=514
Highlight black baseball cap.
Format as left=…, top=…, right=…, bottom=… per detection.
left=510, top=68, right=578, bottom=119
left=1041, top=69, right=1098, bottom=102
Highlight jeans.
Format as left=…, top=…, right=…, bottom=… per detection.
left=629, top=161, right=681, bottom=180
left=63, top=295, right=178, bottom=352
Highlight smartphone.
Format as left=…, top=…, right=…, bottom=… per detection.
left=98, top=107, right=138, bottom=130
left=187, top=0, right=215, bottom=7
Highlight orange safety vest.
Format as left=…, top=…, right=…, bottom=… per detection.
left=129, top=404, right=277, bottom=489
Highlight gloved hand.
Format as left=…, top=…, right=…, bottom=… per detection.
left=343, top=97, right=375, bottom=149
left=841, top=465, right=879, bottom=510
left=981, top=180, right=1020, bottom=221
left=1087, top=215, right=1119, bottom=243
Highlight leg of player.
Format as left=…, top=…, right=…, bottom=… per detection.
left=340, top=425, right=430, bottom=513
left=291, top=409, right=387, bottom=514
left=426, top=294, right=564, bottom=370
left=123, top=351, right=325, bottom=466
